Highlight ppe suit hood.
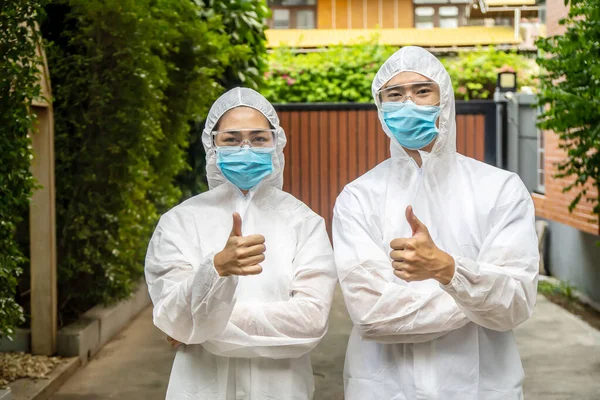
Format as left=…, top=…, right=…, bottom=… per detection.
left=372, top=46, right=456, bottom=159
left=202, top=87, right=287, bottom=190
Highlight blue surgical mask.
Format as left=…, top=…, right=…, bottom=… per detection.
left=216, top=147, right=274, bottom=190
left=382, top=101, right=441, bottom=150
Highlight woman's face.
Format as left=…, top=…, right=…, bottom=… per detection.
left=214, top=107, right=275, bottom=148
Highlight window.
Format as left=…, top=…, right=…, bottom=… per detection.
left=439, top=6, right=459, bottom=28
left=415, top=7, right=435, bottom=29
left=494, top=17, right=512, bottom=27
left=538, top=1, right=546, bottom=24
left=414, top=4, right=467, bottom=28
left=296, top=10, right=316, bottom=29
left=537, top=125, right=546, bottom=194
left=273, top=9, right=290, bottom=29
left=268, top=0, right=316, bottom=29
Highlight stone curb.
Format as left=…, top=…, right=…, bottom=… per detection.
left=8, top=357, right=79, bottom=400
left=0, top=281, right=151, bottom=360
left=57, top=280, right=151, bottom=364
left=1, top=280, right=151, bottom=399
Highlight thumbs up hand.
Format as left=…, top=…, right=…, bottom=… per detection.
left=389, top=206, right=455, bottom=285
left=214, top=212, right=265, bottom=277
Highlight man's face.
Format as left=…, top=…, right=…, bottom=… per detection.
left=378, top=71, right=441, bottom=107
left=379, top=72, right=442, bottom=133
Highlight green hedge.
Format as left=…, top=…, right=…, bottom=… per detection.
left=264, top=43, right=538, bottom=103
left=441, top=46, right=538, bottom=101
left=41, top=0, right=268, bottom=325
left=178, top=0, right=270, bottom=199
left=264, top=43, right=392, bottom=103
left=0, top=1, right=42, bottom=339
left=206, top=0, right=269, bottom=91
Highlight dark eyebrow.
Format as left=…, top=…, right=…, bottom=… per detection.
left=412, top=83, right=433, bottom=90
left=249, top=129, right=271, bottom=135
left=217, top=130, right=242, bottom=136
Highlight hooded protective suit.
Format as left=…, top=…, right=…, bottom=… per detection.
left=333, top=47, right=539, bottom=400
left=145, top=88, right=337, bottom=400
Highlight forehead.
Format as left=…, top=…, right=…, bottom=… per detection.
left=218, top=106, right=270, bottom=130
left=383, top=71, right=433, bottom=89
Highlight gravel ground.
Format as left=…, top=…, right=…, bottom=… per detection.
left=0, top=352, right=62, bottom=388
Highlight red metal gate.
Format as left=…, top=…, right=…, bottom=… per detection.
left=276, top=102, right=496, bottom=234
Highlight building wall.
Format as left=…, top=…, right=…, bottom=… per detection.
left=532, top=0, right=598, bottom=235
left=533, top=0, right=600, bottom=303
left=546, top=0, right=570, bottom=36
left=541, top=219, right=600, bottom=303
left=318, top=0, right=413, bottom=29
left=532, top=125, right=599, bottom=234
left=317, top=0, right=333, bottom=28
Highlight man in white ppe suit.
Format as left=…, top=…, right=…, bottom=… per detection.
left=333, top=46, right=539, bottom=399
left=145, top=88, right=337, bottom=400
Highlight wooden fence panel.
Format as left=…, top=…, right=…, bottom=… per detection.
left=277, top=103, right=494, bottom=235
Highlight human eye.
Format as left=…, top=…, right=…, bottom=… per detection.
left=385, top=89, right=404, bottom=101
left=252, top=132, right=272, bottom=145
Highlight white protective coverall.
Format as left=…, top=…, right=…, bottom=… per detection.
left=145, top=88, right=337, bottom=400
left=333, top=47, right=539, bottom=400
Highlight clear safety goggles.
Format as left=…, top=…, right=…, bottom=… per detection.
left=212, top=128, right=276, bottom=149
left=375, top=81, right=441, bottom=107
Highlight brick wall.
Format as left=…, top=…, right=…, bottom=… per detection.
left=533, top=0, right=599, bottom=235
left=546, top=0, right=570, bottom=36
left=533, top=131, right=599, bottom=235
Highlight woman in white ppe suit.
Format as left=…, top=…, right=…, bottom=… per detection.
left=333, top=46, right=538, bottom=399
left=145, top=87, right=337, bottom=400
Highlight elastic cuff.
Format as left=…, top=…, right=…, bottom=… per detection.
left=197, top=254, right=237, bottom=290
left=439, top=256, right=463, bottom=293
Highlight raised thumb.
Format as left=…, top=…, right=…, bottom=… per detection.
left=405, top=206, right=425, bottom=236
left=230, top=212, right=243, bottom=237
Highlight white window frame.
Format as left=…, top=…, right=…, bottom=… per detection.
left=415, top=6, right=435, bottom=29
left=536, top=124, right=546, bottom=194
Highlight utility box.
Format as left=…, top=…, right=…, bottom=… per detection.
left=494, top=91, right=539, bottom=192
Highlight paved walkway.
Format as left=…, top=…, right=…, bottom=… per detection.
left=51, top=288, right=600, bottom=400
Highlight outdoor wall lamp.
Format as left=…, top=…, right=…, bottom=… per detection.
left=497, top=71, right=517, bottom=93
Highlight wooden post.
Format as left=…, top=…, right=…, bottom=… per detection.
left=29, top=38, right=57, bottom=356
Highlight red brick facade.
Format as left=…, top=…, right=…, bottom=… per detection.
left=532, top=0, right=599, bottom=235
left=546, top=0, right=570, bottom=36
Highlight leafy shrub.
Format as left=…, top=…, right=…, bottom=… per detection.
left=264, top=42, right=395, bottom=103
left=442, top=46, right=538, bottom=101
left=201, top=0, right=270, bottom=91
left=0, top=1, right=43, bottom=338
left=178, top=0, right=270, bottom=199
left=264, top=42, right=538, bottom=103
left=41, top=0, right=266, bottom=325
